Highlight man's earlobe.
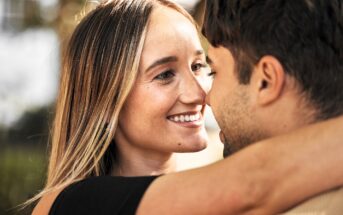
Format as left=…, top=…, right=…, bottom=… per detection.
left=256, top=56, right=285, bottom=106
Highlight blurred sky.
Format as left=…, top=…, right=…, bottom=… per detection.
left=0, top=29, right=59, bottom=127
left=0, top=0, right=60, bottom=128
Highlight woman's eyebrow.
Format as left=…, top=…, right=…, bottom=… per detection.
left=145, top=50, right=204, bottom=73
left=195, top=50, right=204, bottom=56
left=145, top=56, right=178, bottom=73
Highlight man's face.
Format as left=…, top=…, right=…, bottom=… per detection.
left=207, top=46, right=265, bottom=157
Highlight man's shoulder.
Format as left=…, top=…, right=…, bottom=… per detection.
left=282, top=186, right=343, bottom=215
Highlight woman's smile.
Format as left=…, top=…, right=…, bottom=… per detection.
left=167, top=111, right=204, bottom=128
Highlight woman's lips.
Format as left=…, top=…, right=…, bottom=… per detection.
left=167, top=112, right=201, bottom=122
left=167, top=112, right=204, bottom=128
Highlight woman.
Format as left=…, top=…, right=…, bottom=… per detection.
left=32, top=0, right=343, bottom=214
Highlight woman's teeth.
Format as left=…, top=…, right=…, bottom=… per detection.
left=169, top=113, right=200, bottom=122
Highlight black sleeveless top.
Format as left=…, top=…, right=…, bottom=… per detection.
left=49, top=176, right=158, bottom=215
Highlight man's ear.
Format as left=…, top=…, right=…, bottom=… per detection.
left=254, top=56, right=285, bottom=106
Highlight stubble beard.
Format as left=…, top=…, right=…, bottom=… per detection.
left=222, top=133, right=257, bottom=158
left=214, top=84, right=269, bottom=157
left=221, top=118, right=269, bottom=157
left=220, top=94, right=267, bottom=158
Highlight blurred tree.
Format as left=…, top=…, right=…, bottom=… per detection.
left=7, top=106, right=52, bottom=147
left=54, top=0, right=86, bottom=53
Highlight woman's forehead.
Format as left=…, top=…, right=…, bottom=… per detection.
left=146, top=6, right=197, bottom=42
left=142, top=7, right=201, bottom=54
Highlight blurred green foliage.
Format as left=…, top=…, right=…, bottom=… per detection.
left=0, top=107, right=51, bottom=214
left=0, top=147, right=47, bottom=215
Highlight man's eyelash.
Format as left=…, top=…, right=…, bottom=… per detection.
left=208, top=71, right=216, bottom=76
left=192, top=63, right=207, bottom=71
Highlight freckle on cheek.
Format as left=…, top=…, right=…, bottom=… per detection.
left=178, top=143, right=181, bottom=146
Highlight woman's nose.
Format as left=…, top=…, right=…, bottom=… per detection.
left=179, top=74, right=207, bottom=105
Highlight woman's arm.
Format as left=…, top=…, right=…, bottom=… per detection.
left=137, top=116, right=343, bottom=215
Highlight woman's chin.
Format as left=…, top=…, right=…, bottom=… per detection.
left=175, top=139, right=208, bottom=153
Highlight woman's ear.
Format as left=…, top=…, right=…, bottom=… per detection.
left=254, top=56, right=286, bottom=106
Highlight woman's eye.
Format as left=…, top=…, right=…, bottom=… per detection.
left=154, top=70, right=175, bottom=82
left=191, top=63, right=207, bottom=72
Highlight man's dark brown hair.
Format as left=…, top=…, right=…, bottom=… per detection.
left=203, top=0, right=343, bottom=120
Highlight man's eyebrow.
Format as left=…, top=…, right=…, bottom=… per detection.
left=206, top=56, right=213, bottom=65
left=145, top=56, right=178, bottom=73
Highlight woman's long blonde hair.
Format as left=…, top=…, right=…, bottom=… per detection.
left=28, top=0, right=195, bottom=205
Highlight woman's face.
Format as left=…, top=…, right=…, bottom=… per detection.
left=115, top=6, right=210, bottom=154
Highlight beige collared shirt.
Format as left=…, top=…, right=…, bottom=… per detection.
left=281, top=187, right=343, bottom=215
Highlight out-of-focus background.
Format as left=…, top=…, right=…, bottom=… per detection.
left=0, top=0, right=222, bottom=214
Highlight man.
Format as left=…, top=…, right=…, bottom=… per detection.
left=138, top=0, right=343, bottom=214
left=34, top=1, right=343, bottom=214
left=202, top=0, right=343, bottom=213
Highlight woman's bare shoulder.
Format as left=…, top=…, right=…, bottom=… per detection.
left=32, top=189, right=63, bottom=215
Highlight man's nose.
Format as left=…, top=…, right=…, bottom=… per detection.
left=205, top=91, right=211, bottom=106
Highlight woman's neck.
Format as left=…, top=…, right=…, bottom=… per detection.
left=111, top=148, right=176, bottom=177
